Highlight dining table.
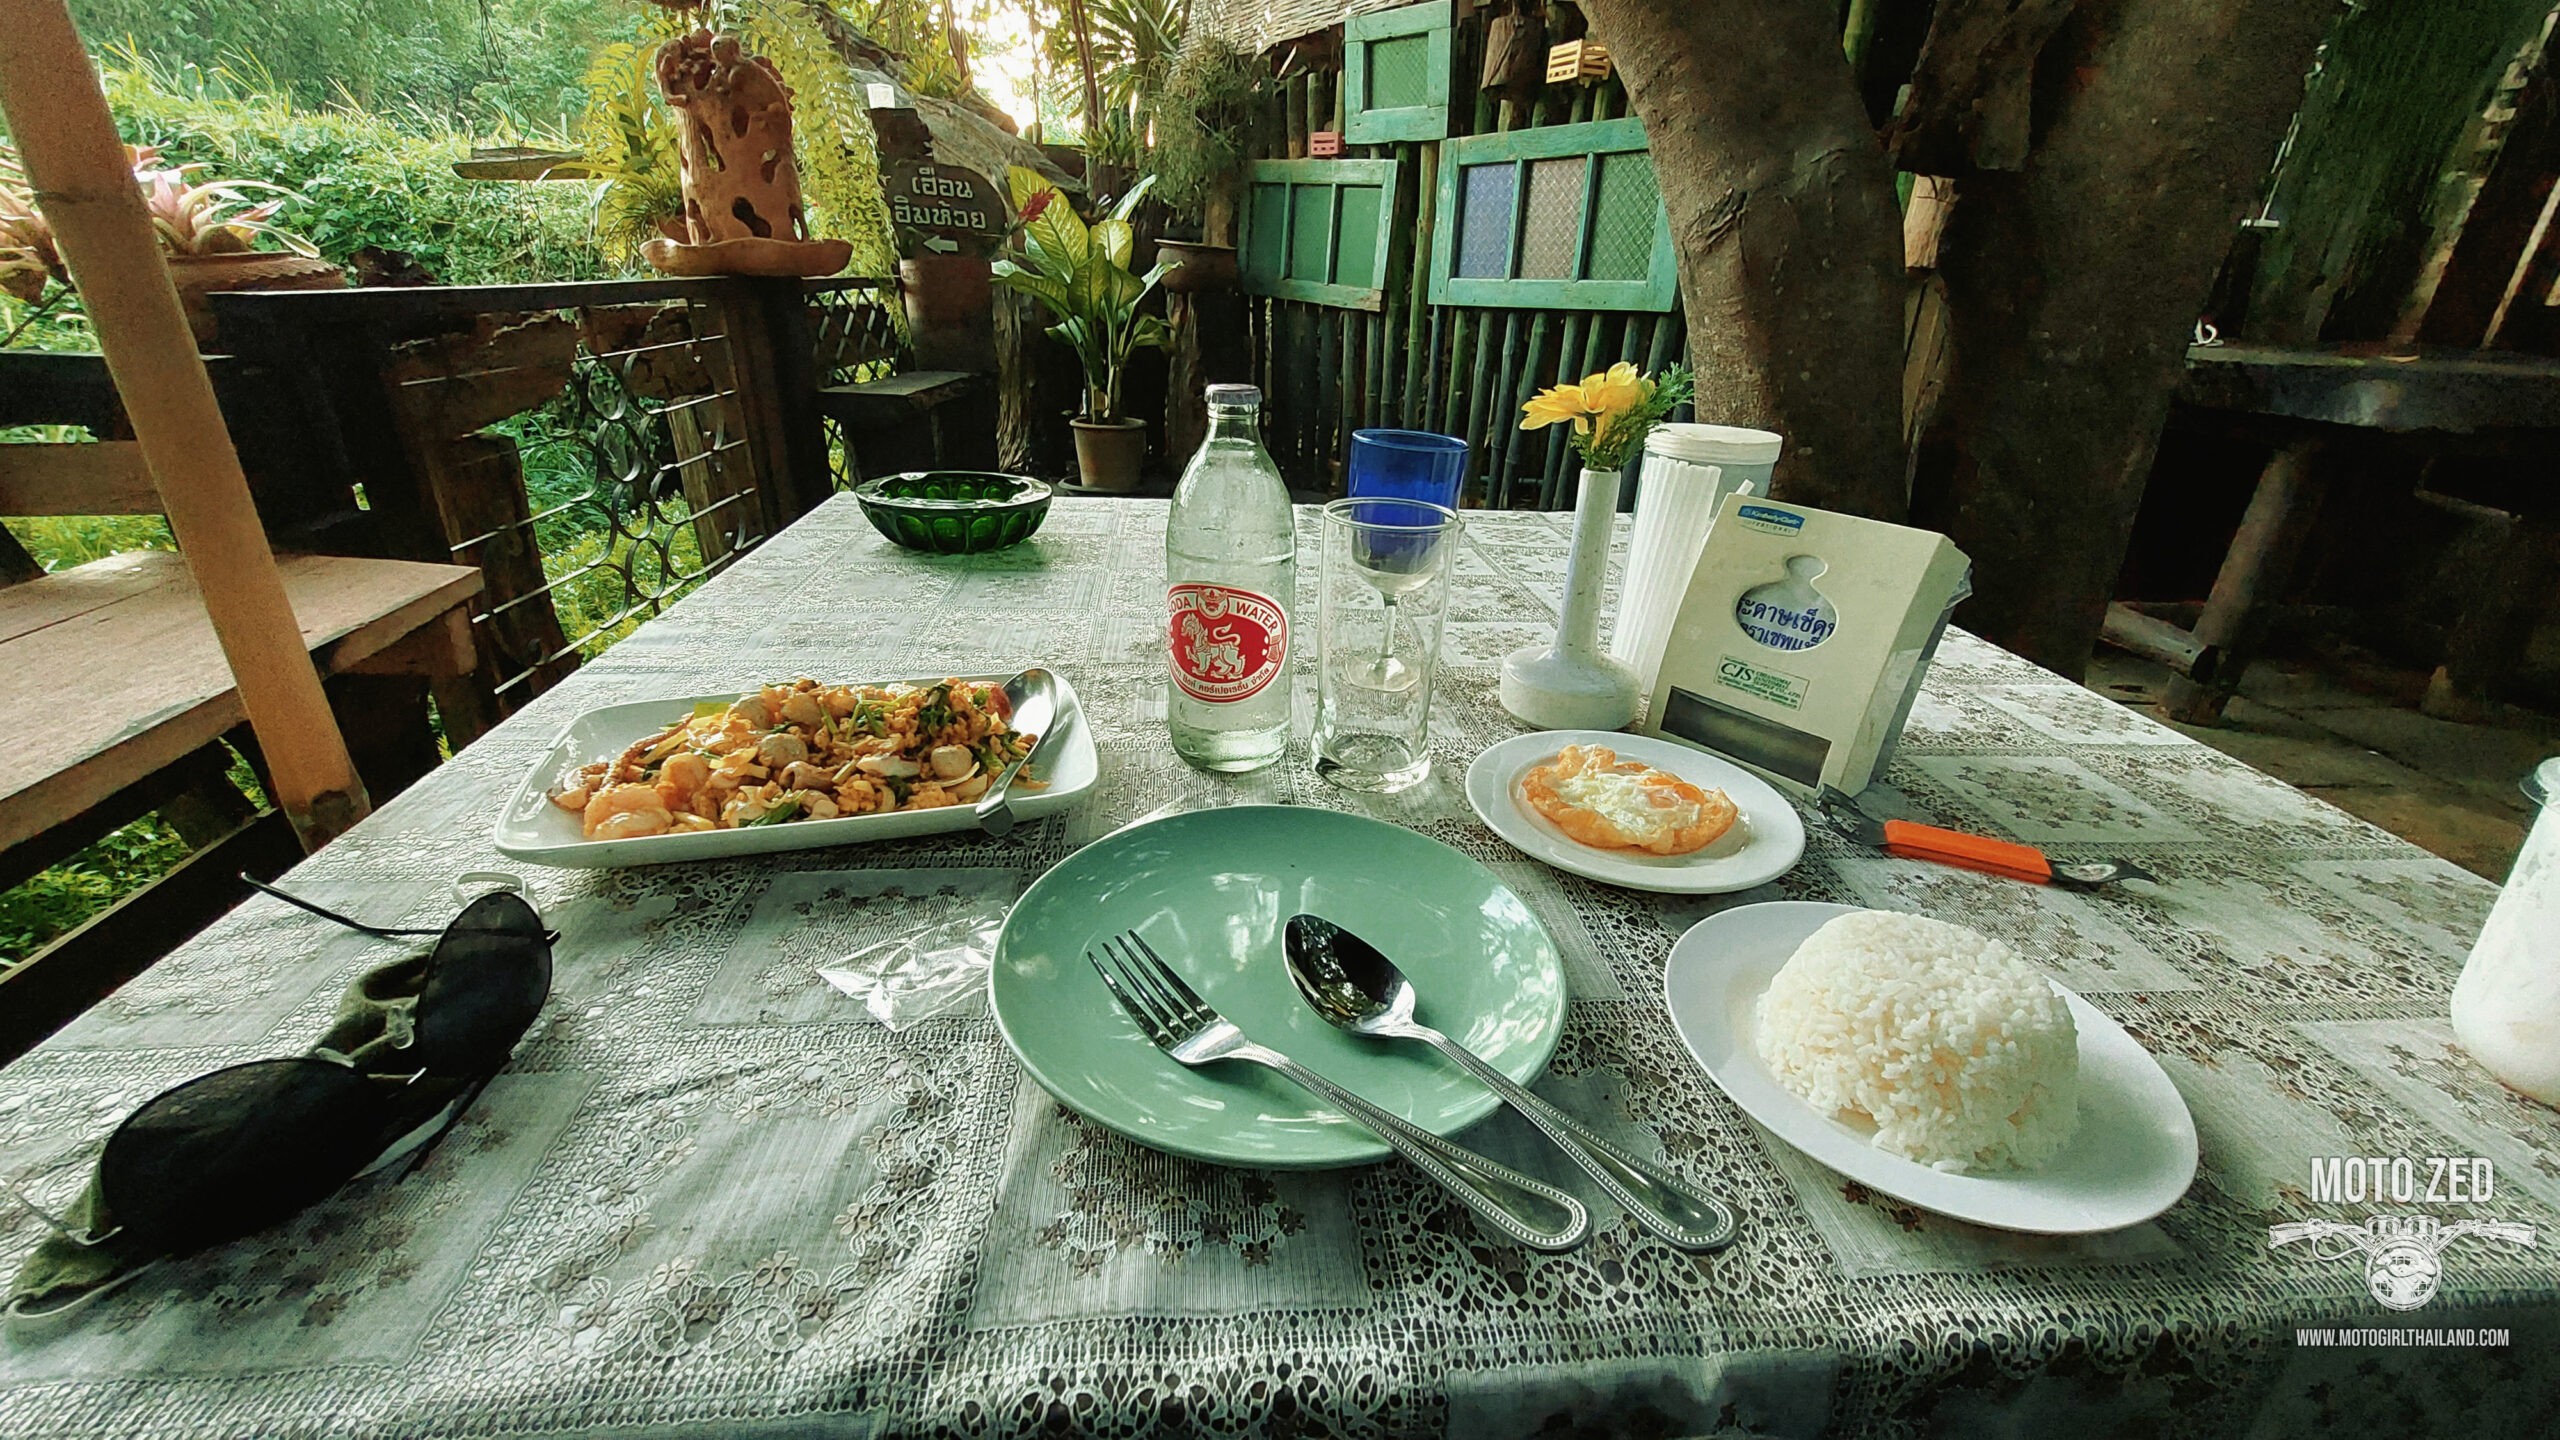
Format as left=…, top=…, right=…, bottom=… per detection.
left=0, top=494, right=2552, bottom=1439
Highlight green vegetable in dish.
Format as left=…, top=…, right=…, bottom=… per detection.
left=744, top=797, right=803, bottom=826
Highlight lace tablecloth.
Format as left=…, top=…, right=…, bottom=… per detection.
left=2, top=497, right=2552, bottom=1438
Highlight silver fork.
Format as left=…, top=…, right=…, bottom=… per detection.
left=1089, top=932, right=1590, bottom=1252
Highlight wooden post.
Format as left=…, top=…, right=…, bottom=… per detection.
left=2163, top=438, right=2328, bottom=725
left=0, top=0, right=369, bottom=850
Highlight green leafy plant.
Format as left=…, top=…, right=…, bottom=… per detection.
left=1143, top=38, right=1265, bottom=219
left=574, top=39, right=685, bottom=261
left=729, top=0, right=898, bottom=276
left=572, top=3, right=898, bottom=276
left=1047, top=0, right=1182, bottom=133
left=990, top=165, right=1173, bottom=424
left=96, top=49, right=612, bottom=287
left=129, top=145, right=319, bottom=256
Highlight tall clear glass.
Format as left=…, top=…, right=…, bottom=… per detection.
left=1314, top=498, right=1460, bottom=793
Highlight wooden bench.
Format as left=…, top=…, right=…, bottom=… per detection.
left=0, top=442, right=484, bottom=1058
left=2109, top=343, right=2560, bottom=723
left=815, top=369, right=998, bottom=479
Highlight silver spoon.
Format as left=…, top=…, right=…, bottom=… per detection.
left=974, top=668, right=1059, bottom=838
left=1283, top=914, right=1739, bottom=1253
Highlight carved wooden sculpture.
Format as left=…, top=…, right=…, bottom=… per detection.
left=642, top=27, right=851, bottom=277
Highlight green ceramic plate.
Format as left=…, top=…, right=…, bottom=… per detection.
left=990, top=805, right=1567, bottom=1168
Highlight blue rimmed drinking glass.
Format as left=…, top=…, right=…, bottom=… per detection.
left=1347, top=429, right=1470, bottom=515
left=1346, top=430, right=1467, bottom=673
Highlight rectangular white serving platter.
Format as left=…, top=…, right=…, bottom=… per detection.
left=492, top=671, right=1097, bottom=869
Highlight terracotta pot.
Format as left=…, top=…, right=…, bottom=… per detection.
left=1070, top=417, right=1148, bottom=492
left=165, top=251, right=345, bottom=350
left=1156, top=239, right=1238, bottom=294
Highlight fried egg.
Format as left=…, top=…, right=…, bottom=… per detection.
left=1519, top=744, right=1739, bottom=856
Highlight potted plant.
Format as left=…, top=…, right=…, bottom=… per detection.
left=0, top=145, right=66, bottom=314
left=1144, top=40, right=1265, bottom=290
left=991, top=165, right=1175, bottom=492
left=130, top=147, right=341, bottom=347
left=1, top=143, right=338, bottom=350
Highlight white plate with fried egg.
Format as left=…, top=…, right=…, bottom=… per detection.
left=1465, top=730, right=1804, bottom=894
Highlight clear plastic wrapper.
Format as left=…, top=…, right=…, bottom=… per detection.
left=818, top=906, right=1007, bottom=1030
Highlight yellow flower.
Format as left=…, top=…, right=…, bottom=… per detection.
left=1520, top=382, right=1592, bottom=433
left=1577, top=362, right=1647, bottom=419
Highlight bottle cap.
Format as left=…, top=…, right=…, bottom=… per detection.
left=1647, top=423, right=1784, bottom=466
left=1205, top=384, right=1262, bottom=408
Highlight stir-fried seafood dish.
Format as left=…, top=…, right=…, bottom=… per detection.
left=551, top=678, right=1041, bottom=840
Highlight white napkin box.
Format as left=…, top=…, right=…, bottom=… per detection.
left=1640, top=495, right=1970, bottom=796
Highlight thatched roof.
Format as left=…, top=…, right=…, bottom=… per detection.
left=1192, top=0, right=1425, bottom=55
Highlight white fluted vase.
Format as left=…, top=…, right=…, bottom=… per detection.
left=1500, top=466, right=1640, bottom=730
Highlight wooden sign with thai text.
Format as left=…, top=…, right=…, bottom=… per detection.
left=885, top=161, right=1004, bottom=242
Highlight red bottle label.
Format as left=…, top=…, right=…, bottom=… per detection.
left=1167, top=583, right=1288, bottom=703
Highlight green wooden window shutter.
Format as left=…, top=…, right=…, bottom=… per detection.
left=1428, top=117, right=1677, bottom=311
left=1238, top=159, right=1402, bottom=311
left=1344, top=1, right=1452, bottom=144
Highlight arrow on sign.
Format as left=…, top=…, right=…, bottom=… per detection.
left=922, top=235, right=960, bottom=254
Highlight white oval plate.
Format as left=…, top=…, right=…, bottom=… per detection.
left=1663, top=900, right=2197, bottom=1234
left=493, top=671, right=1097, bottom=869
left=1465, top=730, right=1805, bottom=894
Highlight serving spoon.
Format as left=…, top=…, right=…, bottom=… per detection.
left=1282, top=914, right=1738, bottom=1252
left=973, top=668, right=1059, bottom=838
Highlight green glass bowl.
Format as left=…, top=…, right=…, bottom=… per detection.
left=853, top=471, right=1053, bottom=554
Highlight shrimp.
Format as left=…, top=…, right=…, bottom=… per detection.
left=583, top=783, right=673, bottom=840
left=656, top=750, right=712, bottom=812
left=659, top=750, right=712, bottom=792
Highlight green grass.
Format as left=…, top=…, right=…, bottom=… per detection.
left=0, top=820, right=195, bottom=965
left=4, top=514, right=179, bottom=571
left=0, top=748, right=267, bottom=967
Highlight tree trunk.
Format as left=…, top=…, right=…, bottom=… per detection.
left=1578, top=0, right=1910, bottom=519
left=1906, top=0, right=2338, bottom=678
left=2244, top=0, right=2552, bottom=345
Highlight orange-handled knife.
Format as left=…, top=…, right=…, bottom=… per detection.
left=1817, top=789, right=2154, bottom=890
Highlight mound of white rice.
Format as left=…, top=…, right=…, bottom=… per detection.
left=1754, top=910, right=2079, bottom=1172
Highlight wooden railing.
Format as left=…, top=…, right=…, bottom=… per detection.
left=188, top=276, right=906, bottom=730
left=6, top=276, right=904, bottom=733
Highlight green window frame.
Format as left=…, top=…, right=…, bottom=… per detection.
left=1238, top=158, right=1402, bottom=311
left=1344, top=1, right=1452, bottom=144
left=1428, top=117, right=1677, bottom=312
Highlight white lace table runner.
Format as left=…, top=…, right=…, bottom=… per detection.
left=0, top=497, right=2549, bottom=1438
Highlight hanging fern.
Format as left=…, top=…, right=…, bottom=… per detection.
left=731, top=0, right=898, bottom=277
left=575, top=1, right=898, bottom=278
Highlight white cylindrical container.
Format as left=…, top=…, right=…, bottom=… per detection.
left=1609, top=424, right=1784, bottom=695
left=2451, top=757, right=2560, bottom=1106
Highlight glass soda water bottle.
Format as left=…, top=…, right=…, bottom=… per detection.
left=1166, top=384, right=1296, bottom=772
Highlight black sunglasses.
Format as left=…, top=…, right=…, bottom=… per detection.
left=7, top=880, right=553, bottom=1310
